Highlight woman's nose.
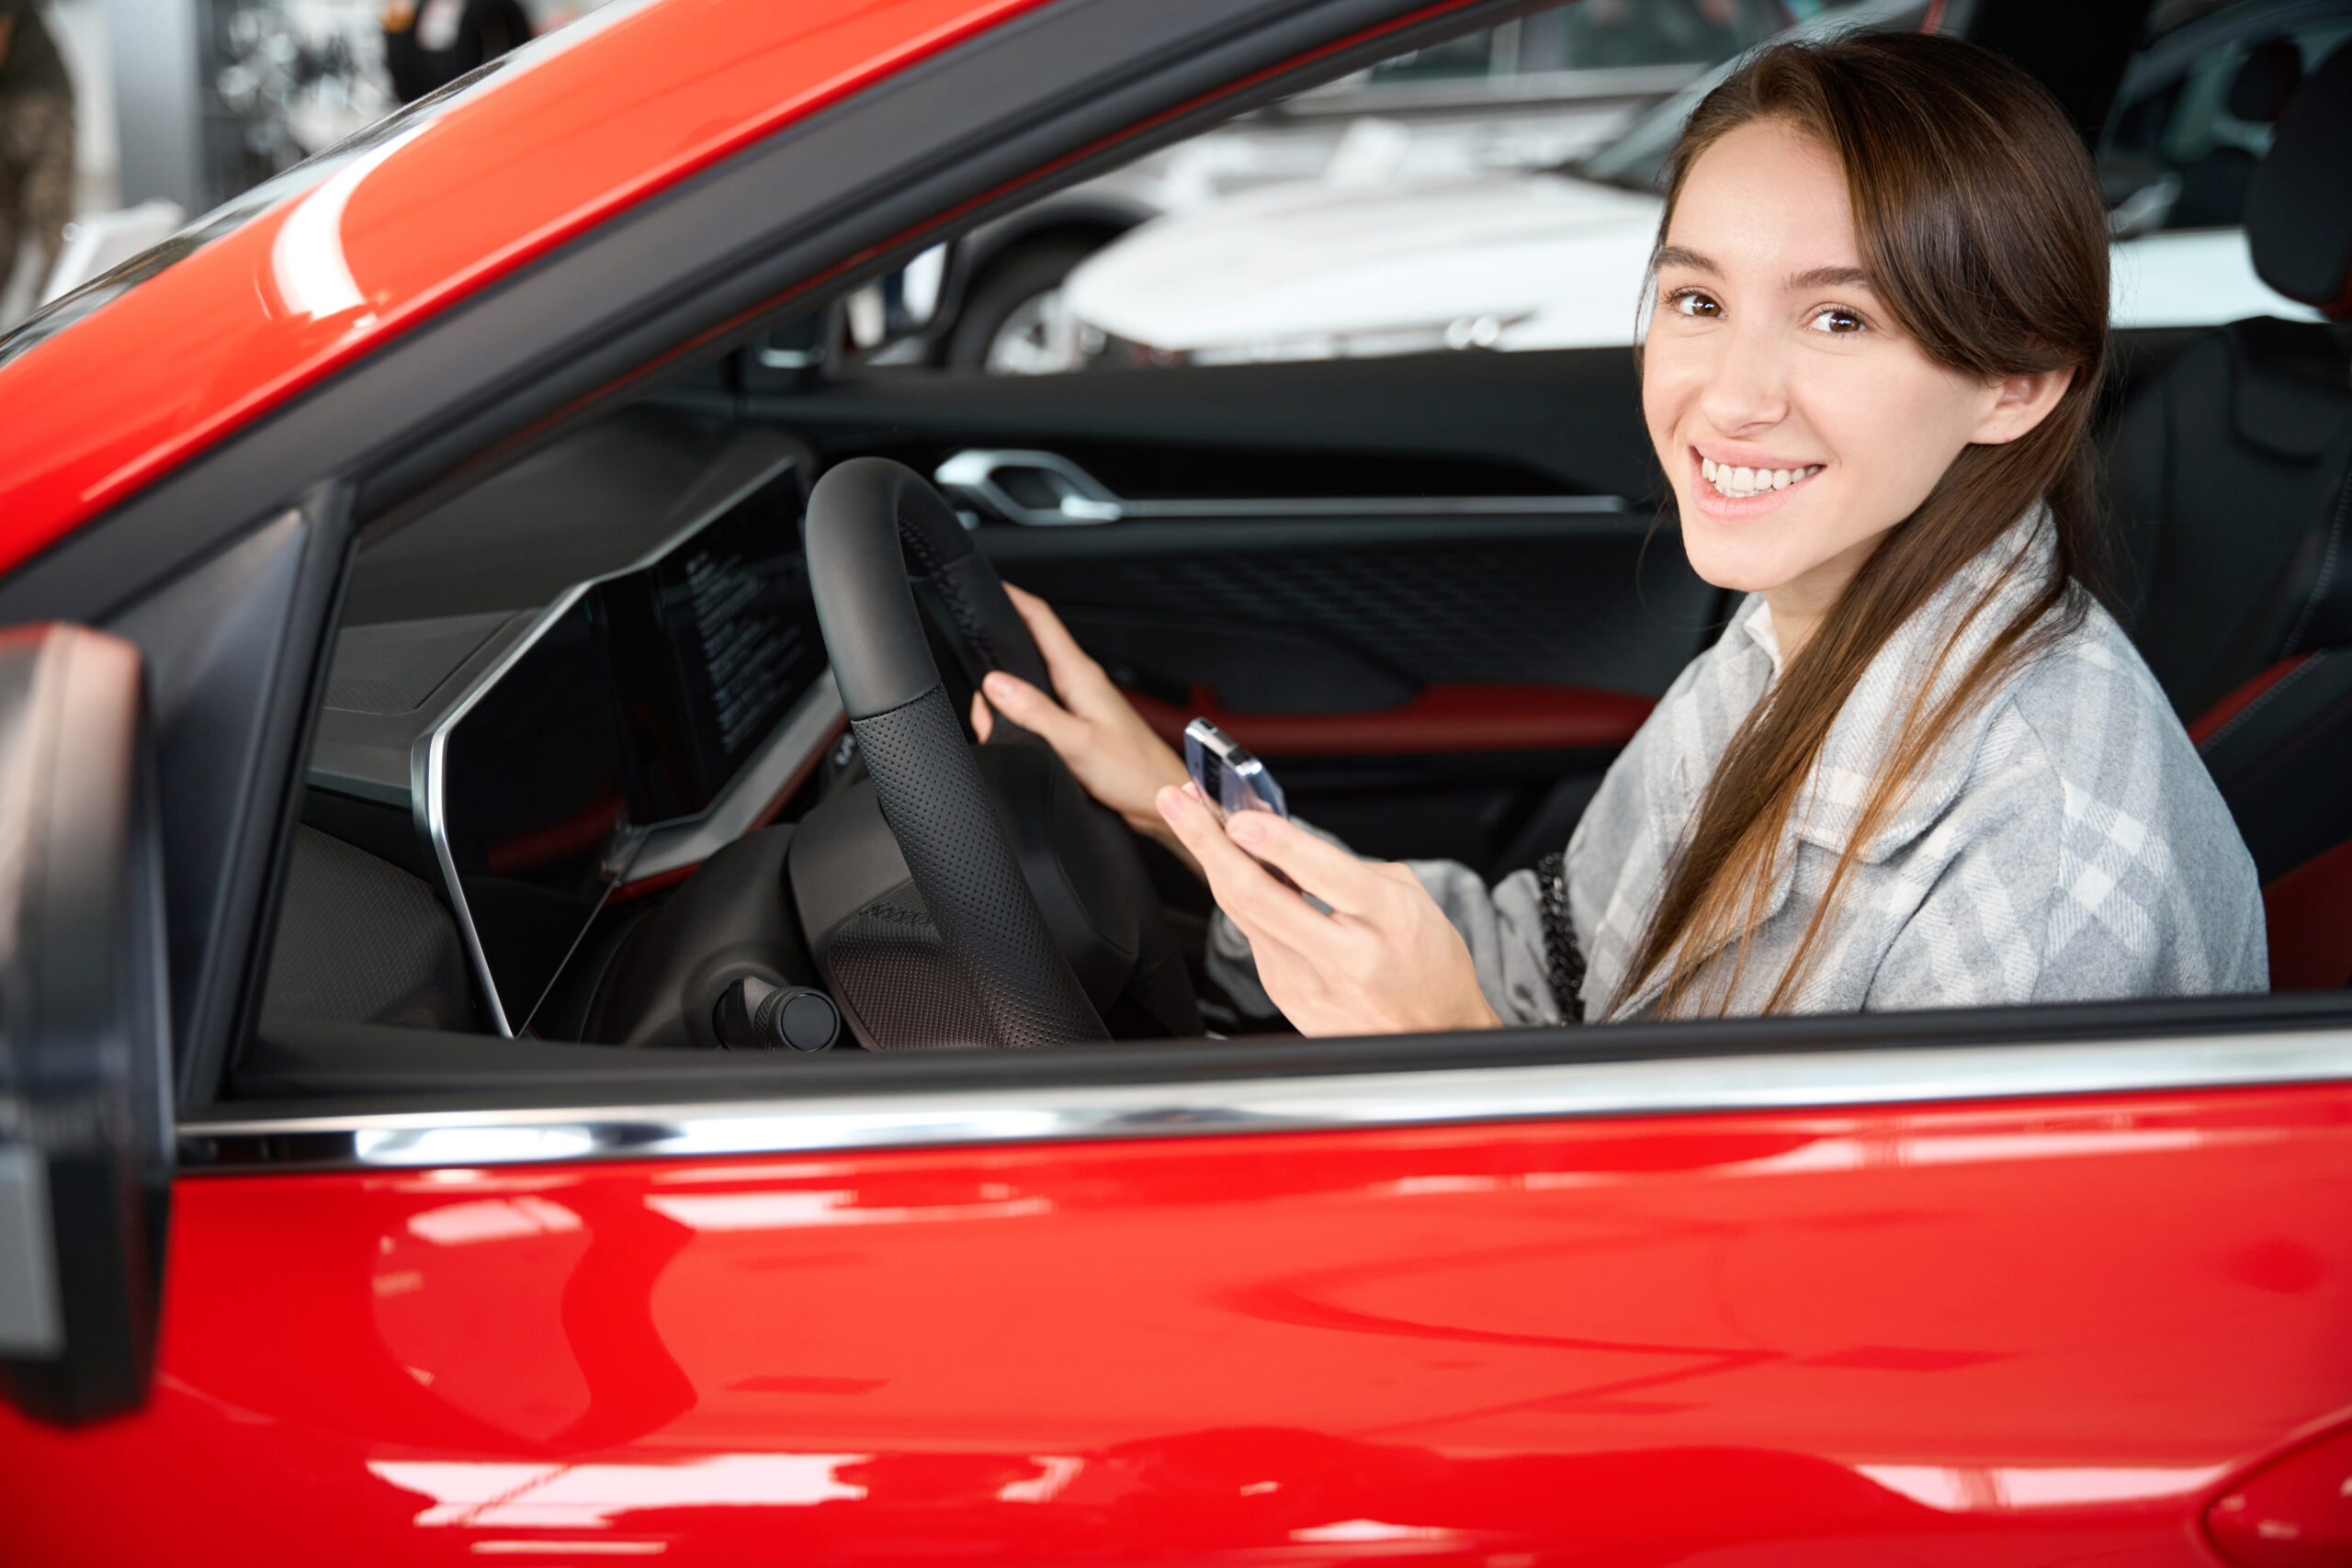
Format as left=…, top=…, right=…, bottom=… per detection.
left=1697, top=322, right=1789, bottom=434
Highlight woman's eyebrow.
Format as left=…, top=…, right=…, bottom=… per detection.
left=1787, top=264, right=1873, bottom=290
left=1655, top=244, right=1717, bottom=274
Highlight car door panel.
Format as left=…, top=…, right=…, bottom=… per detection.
left=763, top=348, right=1665, bottom=504
left=10, top=1078, right=2350, bottom=1564
left=989, top=513, right=1700, bottom=869
left=755, top=350, right=1706, bottom=715
left=753, top=348, right=1710, bottom=870
left=980, top=513, right=1711, bottom=702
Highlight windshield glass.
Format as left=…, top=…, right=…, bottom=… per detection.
left=0, top=62, right=522, bottom=377
left=1577, top=0, right=1935, bottom=188
left=0, top=0, right=667, bottom=378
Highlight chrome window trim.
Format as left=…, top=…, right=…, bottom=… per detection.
left=412, top=450, right=831, bottom=1035
left=182, top=1024, right=2352, bottom=1172
left=933, top=447, right=1628, bottom=527
left=1116, top=495, right=1631, bottom=519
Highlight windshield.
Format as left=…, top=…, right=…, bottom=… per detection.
left=0, top=62, right=519, bottom=378
left=0, top=0, right=666, bottom=378
left=1576, top=0, right=1937, bottom=189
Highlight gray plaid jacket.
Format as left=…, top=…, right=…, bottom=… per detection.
left=1209, top=511, right=2268, bottom=1023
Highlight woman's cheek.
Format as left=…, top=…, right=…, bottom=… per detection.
left=1641, top=347, right=1702, bottom=497
left=1798, top=348, right=1982, bottom=534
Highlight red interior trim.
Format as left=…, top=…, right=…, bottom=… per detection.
left=2189, top=655, right=2311, bottom=747
left=2265, top=835, right=2352, bottom=991
left=609, top=861, right=700, bottom=904
left=1124, top=682, right=1656, bottom=758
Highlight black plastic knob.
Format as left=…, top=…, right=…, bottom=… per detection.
left=713, top=976, right=841, bottom=1052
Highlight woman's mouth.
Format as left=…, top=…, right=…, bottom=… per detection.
left=1700, top=454, right=1823, bottom=499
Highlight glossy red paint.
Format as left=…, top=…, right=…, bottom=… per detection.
left=2205, top=1417, right=2352, bottom=1565
left=1128, top=682, right=1657, bottom=757
left=0, top=0, right=1049, bottom=570
left=6, top=1083, right=2350, bottom=1563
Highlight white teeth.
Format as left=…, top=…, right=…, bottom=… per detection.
left=1702, top=459, right=1821, bottom=499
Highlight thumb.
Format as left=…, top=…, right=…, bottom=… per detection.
left=968, top=690, right=994, bottom=744
left=1226, top=810, right=1381, bottom=914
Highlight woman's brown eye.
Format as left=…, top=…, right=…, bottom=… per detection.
left=1810, top=307, right=1863, bottom=334
left=1672, top=291, right=1721, bottom=318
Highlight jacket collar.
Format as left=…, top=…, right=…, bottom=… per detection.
left=1790, top=506, right=2058, bottom=863
left=1609, top=506, right=2059, bottom=1020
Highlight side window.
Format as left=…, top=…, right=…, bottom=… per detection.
left=2102, top=11, right=2352, bottom=233
left=786, top=0, right=2347, bottom=369
left=2100, top=4, right=2350, bottom=328
left=796, top=0, right=1876, bottom=379
left=1366, top=0, right=1787, bottom=82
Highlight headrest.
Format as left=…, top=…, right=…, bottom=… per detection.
left=2246, top=41, right=2352, bottom=317
left=2228, top=38, right=2302, bottom=122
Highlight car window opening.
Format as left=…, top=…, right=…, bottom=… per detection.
left=245, top=0, right=2352, bottom=1106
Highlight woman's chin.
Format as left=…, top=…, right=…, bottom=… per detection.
left=1677, top=516, right=1804, bottom=596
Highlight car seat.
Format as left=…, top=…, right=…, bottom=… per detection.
left=2166, top=36, right=2301, bottom=231
left=2107, top=41, right=2352, bottom=989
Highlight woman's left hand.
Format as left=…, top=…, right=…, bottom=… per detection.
left=1156, top=783, right=1502, bottom=1037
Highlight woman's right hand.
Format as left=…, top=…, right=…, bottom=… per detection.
left=969, top=584, right=1193, bottom=861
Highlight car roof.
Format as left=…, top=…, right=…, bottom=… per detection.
left=0, top=0, right=1047, bottom=575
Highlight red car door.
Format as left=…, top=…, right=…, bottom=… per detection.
left=0, top=0, right=2346, bottom=1562
left=4, top=1025, right=2348, bottom=1563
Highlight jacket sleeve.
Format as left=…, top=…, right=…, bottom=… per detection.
left=1204, top=834, right=1565, bottom=1027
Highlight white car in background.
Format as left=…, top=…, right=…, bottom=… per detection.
left=1055, top=0, right=2341, bottom=371
left=809, top=0, right=1815, bottom=376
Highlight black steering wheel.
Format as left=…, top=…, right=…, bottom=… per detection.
left=792, top=457, right=1199, bottom=1049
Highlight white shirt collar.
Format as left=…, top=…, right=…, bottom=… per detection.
left=1741, top=598, right=1784, bottom=677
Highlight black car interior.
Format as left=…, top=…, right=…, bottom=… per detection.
left=251, top=6, right=2352, bottom=1077
left=2109, top=38, right=2352, bottom=990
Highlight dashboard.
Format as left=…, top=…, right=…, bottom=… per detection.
left=302, top=447, right=842, bottom=1035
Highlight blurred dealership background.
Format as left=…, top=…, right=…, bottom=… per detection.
left=0, top=0, right=614, bottom=323
left=0, top=0, right=1821, bottom=326
left=4, top=0, right=2338, bottom=360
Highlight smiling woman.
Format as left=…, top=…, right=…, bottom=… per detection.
left=1613, top=33, right=2160, bottom=1018
left=997, top=29, right=2268, bottom=1030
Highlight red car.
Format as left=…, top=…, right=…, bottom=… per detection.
left=1, top=0, right=2349, bottom=1562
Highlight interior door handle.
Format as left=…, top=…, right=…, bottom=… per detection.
left=934, top=447, right=1634, bottom=528
left=933, top=450, right=1125, bottom=526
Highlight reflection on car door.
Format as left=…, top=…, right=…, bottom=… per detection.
left=9, top=1016, right=2346, bottom=1562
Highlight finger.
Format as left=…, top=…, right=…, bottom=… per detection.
left=1157, top=785, right=1329, bottom=949
left=968, top=690, right=994, bottom=744
left=1004, top=584, right=1118, bottom=708
left=1223, top=812, right=1390, bottom=918
left=978, top=671, right=1089, bottom=752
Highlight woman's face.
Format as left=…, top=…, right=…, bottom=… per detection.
left=1642, top=119, right=2061, bottom=634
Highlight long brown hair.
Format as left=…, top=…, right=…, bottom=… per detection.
left=1618, top=31, right=2112, bottom=1016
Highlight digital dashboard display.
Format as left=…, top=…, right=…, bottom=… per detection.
left=597, top=475, right=820, bottom=825
left=437, top=466, right=821, bottom=1030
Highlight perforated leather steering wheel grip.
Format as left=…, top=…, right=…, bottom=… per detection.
left=802, top=457, right=1108, bottom=1047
